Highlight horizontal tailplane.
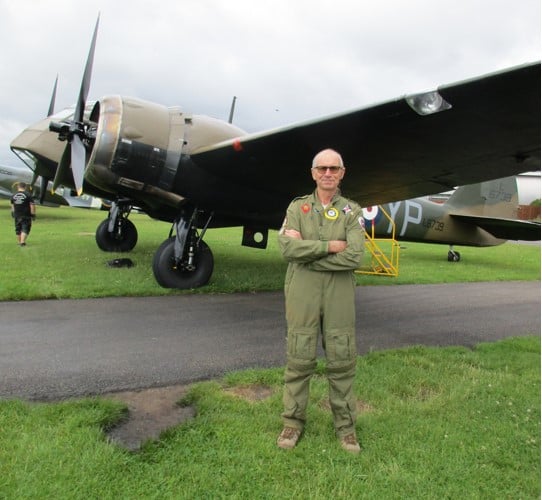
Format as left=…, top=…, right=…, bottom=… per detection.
left=450, top=214, right=541, bottom=241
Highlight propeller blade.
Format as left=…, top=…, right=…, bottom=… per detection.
left=71, top=134, right=86, bottom=195
left=47, top=75, right=58, bottom=117
left=74, top=15, right=99, bottom=124
left=52, top=145, right=72, bottom=193
left=49, top=16, right=99, bottom=196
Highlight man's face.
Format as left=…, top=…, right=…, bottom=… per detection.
left=311, top=151, right=345, bottom=192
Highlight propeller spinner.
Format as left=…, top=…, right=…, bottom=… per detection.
left=49, top=15, right=100, bottom=195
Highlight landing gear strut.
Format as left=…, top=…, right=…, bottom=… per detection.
left=152, top=208, right=214, bottom=289
left=95, top=199, right=138, bottom=252
left=447, top=245, right=461, bottom=262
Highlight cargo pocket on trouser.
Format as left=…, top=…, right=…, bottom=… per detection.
left=325, top=329, right=356, bottom=362
left=287, top=328, right=318, bottom=361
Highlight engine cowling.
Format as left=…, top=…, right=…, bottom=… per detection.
left=83, top=95, right=246, bottom=214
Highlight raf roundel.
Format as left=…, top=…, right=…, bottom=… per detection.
left=362, top=206, right=379, bottom=221
left=324, top=208, right=339, bottom=220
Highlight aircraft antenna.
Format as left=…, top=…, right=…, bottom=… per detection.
left=228, top=96, right=237, bottom=124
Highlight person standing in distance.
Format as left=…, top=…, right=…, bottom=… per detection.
left=277, top=148, right=365, bottom=454
left=10, top=182, right=36, bottom=246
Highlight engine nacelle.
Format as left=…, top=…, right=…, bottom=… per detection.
left=84, top=95, right=245, bottom=212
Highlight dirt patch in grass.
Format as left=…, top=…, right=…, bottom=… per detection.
left=223, top=384, right=275, bottom=401
left=103, top=383, right=275, bottom=451
left=103, top=384, right=196, bottom=451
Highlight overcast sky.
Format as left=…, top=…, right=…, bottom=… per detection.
left=0, top=0, right=539, bottom=166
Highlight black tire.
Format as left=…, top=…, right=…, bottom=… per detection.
left=447, top=250, right=461, bottom=262
left=152, top=237, right=214, bottom=289
left=95, top=218, right=138, bottom=252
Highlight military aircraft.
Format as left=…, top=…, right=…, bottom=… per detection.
left=0, top=163, right=103, bottom=208
left=362, top=175, right=540, bottom=262
left=10, top=17, right=541, bottom=288
left=0, top=165, right=34, bottom=199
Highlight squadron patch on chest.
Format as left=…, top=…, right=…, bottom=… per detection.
left=301, top=203, right=310, bottom=214
left=324, top=208, right=339, bottom=220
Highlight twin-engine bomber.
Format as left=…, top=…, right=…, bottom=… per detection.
left=10, top=17, right=541, bottom=288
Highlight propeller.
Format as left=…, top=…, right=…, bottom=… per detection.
left=50, top=15, right=100, bottom=195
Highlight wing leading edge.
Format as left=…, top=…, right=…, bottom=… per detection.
left=190, top=62, right=540, bottom=208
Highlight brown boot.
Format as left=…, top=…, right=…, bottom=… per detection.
left=340, top=433, right=361, bottom=454
left=277, top=427, right=301, bottom=449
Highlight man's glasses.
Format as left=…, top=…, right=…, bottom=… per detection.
left=312, top=166, right=343, bottom=174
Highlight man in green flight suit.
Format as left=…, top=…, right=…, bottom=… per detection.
left=277, top=148, right=365, bottom=454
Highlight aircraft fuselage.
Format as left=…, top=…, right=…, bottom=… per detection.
left=363, top=198, right=504, bottom=247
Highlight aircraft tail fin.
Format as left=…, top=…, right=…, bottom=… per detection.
left=445, top=175, right=519, bottom=219
left=446, top=176, right=541, bottom=241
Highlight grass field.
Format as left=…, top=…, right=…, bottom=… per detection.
left=0, top=200, right=539, bottom=300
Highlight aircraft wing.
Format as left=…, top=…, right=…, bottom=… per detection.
left=190, top=62, right=540, bottom=208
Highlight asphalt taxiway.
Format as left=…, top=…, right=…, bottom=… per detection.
left=0, top=281, right=539, bottom=401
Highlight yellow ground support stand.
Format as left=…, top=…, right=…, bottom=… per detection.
left=355, top=205, right=401, bottom=277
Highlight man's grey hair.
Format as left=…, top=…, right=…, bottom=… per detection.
left=311, top=149, right=344, bottom=169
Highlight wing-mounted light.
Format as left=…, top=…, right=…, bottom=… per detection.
left=406, top=90, right=452, bottom=115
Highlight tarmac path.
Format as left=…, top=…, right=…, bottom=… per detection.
left=0, top=281, right=539, bottom=401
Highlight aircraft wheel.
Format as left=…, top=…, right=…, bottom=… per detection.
left=152, top=237, right=214, bottom=289
left=447, top=250, right=461, bottom=262
left=95, top=218, right=138, bottom=252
